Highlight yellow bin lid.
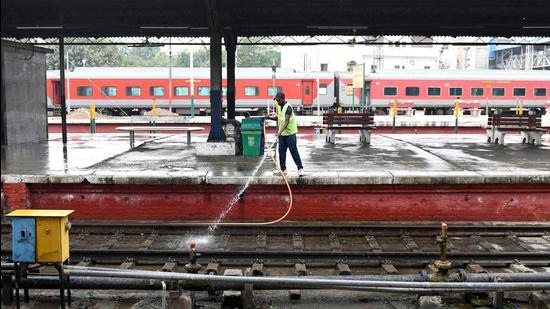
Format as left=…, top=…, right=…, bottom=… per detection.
left=6, top=209, right=74, bottom=217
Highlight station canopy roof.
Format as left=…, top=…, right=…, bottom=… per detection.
left=2, top=0, right=550, bottom=39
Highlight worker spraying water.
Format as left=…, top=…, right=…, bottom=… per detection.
left=207, top=92, right=301, bottom=232
left=267, top=92, right=305, bottom=177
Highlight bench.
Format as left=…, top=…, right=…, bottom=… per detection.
left=322, top=112, right=375, bottom=144
left=116, top=126, right=204, bottom=148
left=486, top=113, right=546, bottom=145
left=388, top=101, right=415, bottom=117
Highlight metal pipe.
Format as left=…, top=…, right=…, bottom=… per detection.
left=15, top=273, right=550, bottom=292
left=16, top=276, right=527, bottom=294
left=64, top=265, right=550, bottom=283
left=20, top=276, right=163, bottom=290
left=65, top=268, right=550, bottom=292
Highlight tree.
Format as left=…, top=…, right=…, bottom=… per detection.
left=121, top=47, right=169, bottom=67
left=174, top=47, right=226, bottom=67
left=236, top=45, right=280, bottom=67
left=47, top=45, right=126, bottom=70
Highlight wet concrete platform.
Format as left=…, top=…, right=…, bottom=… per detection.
left=2, top=133, right=549, bottom=221
left=2, top=132, right=550, bottom=185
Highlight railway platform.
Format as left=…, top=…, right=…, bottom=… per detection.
left=2, top=132, right=549, bottom=222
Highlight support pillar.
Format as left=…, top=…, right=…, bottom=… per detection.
left=225, top=34, right=236, bottom=120
left=59, top=37, right=68, bottom=147
left=207, top=31, right=225, bottom=141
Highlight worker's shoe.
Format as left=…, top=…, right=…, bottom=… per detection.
left=298, top=169, right=306, bottom=177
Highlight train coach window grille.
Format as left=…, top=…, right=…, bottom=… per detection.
left=534, top=88, right=547, bottom=96
left=405, top=87, right=419, bottom=96
left=449, top=87, right=462, bottom=97
left=126, top=86, right=142, bottom=97
left=492, top=88, right=505, bottom=96
left=268, top=86, right=283, bottom=96
left=471, top=88, right=484, bottom=96
left=319, top=84, right=328, bottom=95
left=383, top=87, right=397, bottom=96
left=174, top=86, right=189, bottom=96
left=198, top=86, right=210, bottom=96
left=427, top=87, right=441, bottom=96
left=513, top=88, right=526, bottom=97
left=101, top=86, right=117, bottom=97
left=244, top=86, right=259, bottom=96
left=150, top=86, right=165, bottom=96
left=77, top=86, right=93, bottom=97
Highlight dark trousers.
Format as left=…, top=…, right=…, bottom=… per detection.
left=278, top=134, right=303, bottom=171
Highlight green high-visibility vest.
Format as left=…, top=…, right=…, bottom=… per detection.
left=278, top=102, right=298, bottom=136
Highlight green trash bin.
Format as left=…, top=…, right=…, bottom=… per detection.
left=241, top=118, right=263, bottom=157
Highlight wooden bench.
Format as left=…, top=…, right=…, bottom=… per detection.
left=116, top=126, right=204, bottom=148
left=322, top=112, right=375, bottom=144
left=486, top=113, right=546, bottom=145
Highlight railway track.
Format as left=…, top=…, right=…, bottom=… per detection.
left=2, top=221, right=549, bottom=269
left=2, top=221, right=549, bottom=308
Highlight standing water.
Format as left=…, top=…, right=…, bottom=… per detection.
left=208, top=153, right=269, bottom=234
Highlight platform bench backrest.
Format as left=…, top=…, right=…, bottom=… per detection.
left=323, top=112, right=374, bottom=128
left=488, top=114, right=541, bottom=128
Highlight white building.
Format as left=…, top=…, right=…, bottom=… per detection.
left=281, top=38, right=489, bottom=72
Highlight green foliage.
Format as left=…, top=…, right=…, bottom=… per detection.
left=46, top=44, right=281, bottom=69
left=237, top=45, right=280, bottom=67
left=121, top=47, right=169, bottom=67
left=47, top=45, right=126, bottom=70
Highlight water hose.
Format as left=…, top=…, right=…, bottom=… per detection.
left=216, top=119, right=293, bottom=226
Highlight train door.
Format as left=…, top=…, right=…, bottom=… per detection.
left=52, top=80, right=61, bottom=106
left=301, top=80, right=314, bottom=106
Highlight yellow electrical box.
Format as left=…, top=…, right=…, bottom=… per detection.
left=7, top=209, right=74, bottom=263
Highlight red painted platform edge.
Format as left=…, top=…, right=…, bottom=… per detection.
left=3, top=183, right=548, bottom=222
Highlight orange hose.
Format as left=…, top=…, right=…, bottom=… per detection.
left=217, top=119, right=293, bottom=226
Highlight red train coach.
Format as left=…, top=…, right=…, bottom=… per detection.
left=47, top=67, right=335, bottom=115
left=336, top=70, right=549, bottom=115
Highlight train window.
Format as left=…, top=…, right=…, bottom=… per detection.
left=54, top=84, right=59, bottom=96
left=198, top=86, right=210, bottom=96
left=126, top=86, right=142, bottom=96
left=244, top=86, right=259, bottom=96
left=471, top=88, right=484, bottom=96
left=405, top=87, right=419, bottom=96
left=534, top=88, right=547, bottom=96
left=319, top=84, right=328, bottom=95
left=383, top=87, right=397, bottom=96
left=305, top=85, right=310, bottom=95
left=150, top=86, right=165, bottom=96
left=101, top=86, right=117, bottom=97
left=427, top=87, right=441, bottom=96
left=174, top=86, right=189, bottom=96
left=223, top=87, right=227, bottom=96
left=268, top=86, right=283, bottom=96
left=449, top=87, right=462, bottom=97
left=513, top=88, right=526, bottom=97
left=492, top=88, right=505, bottom=96
left=77, top=86, right=93, bottom=96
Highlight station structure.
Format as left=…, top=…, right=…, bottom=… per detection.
left=1, top=1, right=550, bottom=308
